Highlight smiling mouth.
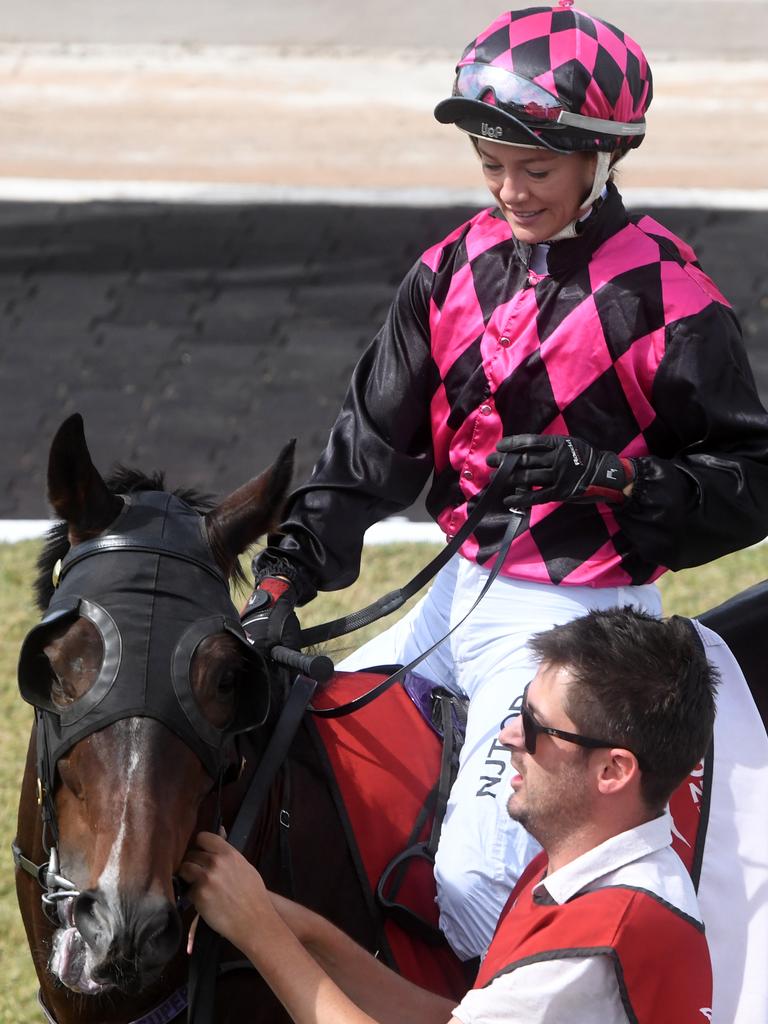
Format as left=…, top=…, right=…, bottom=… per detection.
left=507, top=209, right=543, bottom=220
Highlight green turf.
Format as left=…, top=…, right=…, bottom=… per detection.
left=2, top=536, right=767, bottom=1021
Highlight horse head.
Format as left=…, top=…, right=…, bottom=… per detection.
left=16, top=413, right=294, bottom=1001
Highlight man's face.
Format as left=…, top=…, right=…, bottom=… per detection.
left=499, top=662, right=596, bottom=848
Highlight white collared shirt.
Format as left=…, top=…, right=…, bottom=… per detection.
left=452, top=814, right=703, bottom=1024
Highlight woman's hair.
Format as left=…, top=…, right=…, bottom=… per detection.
left=528, top=609, right=719, bottom=811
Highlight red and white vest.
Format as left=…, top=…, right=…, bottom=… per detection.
left=474, top=851, right=712, bottom=1023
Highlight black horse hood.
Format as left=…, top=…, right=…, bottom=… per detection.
left=18, top=491, right=269, bottom=780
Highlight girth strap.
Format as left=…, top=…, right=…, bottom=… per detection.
left=375, top=689, right=459, bottom=943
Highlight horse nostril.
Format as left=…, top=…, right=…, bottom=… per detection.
left=73, top=890, right=110, bottom=952
left=72, top=890, right=181, bottom=990
left=137, top=901, right=182, bottom=966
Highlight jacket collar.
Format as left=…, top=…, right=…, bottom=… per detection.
left=493, top=181, right=629, bottom=280
left=545, top=181, right=629, bottom=279
left=533, top=812, right=673, bottom=906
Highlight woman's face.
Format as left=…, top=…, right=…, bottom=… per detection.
left=476, top=140, right=597, bottom=245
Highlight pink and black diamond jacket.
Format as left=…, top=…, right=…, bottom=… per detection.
left=256, top=185, right=768, bottom=602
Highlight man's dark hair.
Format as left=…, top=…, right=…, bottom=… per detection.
left=528, top=609, right=718, bottom=810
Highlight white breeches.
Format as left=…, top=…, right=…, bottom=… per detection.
left=336, top=553, right=662, bottom=960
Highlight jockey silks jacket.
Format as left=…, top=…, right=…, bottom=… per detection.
left=255, top=184, right=768, bottom=603
left=472, top=852, right=712, bottom=1023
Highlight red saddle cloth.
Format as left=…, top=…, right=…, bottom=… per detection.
left=307, top=670, right=471, bottom=1001
left=308, top=670, right=711, bottom=1001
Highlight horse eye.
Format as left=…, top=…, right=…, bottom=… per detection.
left=217, top=669, right=239, bottom=699
left=50, top=667, right=76, bottom=707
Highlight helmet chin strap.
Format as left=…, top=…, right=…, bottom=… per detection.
left=469, top=134, right=615, bottom=245
left=545, top=150, right=613, bottom=242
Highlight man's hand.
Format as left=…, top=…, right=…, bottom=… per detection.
left=180, top=834, right=457, bottom=1024
left=241, top=576, right=299, bottom=651
left=487, top=434, right=634, bottom=506
left=180, top=831, right=271, bottom=953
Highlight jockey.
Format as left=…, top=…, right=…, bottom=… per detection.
left=246, top=4, right=768, bottom=1021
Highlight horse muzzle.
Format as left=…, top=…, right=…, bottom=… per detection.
left=50, top=888, right=182, bottom=995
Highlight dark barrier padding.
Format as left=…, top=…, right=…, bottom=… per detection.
left=1, top=201, right=766, bottom=518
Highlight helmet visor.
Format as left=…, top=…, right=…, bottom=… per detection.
left=454, top=64, right=565, bottom=126
left=453, top=63, right=645, bottom=139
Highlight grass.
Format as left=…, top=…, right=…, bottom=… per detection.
left=2, top=536, right=767, bottom=1021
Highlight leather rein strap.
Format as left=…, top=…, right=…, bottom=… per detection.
left=298, top=453, right=522, bottom=648
left=310, top=507, right=523, bottom=719
left=308, top=454, right=524, bottom=719
left=187, top=460, right=523, bottom=1020
left=186, top=672, right=318, bottom=1023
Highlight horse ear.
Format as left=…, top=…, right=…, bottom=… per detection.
left=205, top=440, right=295, bottom=570
left=48, top=414, right=123, bottom=542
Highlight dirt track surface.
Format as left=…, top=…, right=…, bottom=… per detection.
left=1, top=0, right=767, bottom=193
left=1, top=48, right=766, bottom=192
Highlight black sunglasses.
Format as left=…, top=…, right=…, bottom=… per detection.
left=519, top=683, right=647, bottom=769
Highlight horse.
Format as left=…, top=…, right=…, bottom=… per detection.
left=14, top=413, right=768, bottom=1023
left=14, top=413, right=406, bottom=1023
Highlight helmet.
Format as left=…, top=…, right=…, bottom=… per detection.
left=434, top=2, right=652, bottom=155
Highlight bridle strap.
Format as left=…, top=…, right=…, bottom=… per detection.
left=186, top=672, right=318, bottom=1024
left=12, top=841, right=43, bottom=883
left=37, top=986, right=189, bottom=1024
left=58, top=538, right=227, bottom=588
left=36, top=711, right=59, bottom=846
left=37, top=992, right=57, bottom=1024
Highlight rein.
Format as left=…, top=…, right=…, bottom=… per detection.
left=298, top=452, right=522, bottom=649
left=190, top=456, right=524, bottom=1020
left=186, top=460, right=524, bottom=1020
left=186, top=671, right=318, bottom=1022
left=17, top=462, right=523, bottom=1024
left=310, top=508, right=523, bottom=719
left=305, top=452, right=524, bottom=718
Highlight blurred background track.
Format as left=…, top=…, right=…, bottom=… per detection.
left=0, top=0, right=766, bottom=518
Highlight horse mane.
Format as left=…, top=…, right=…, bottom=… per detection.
left=34, top=464, right=247, bottom=610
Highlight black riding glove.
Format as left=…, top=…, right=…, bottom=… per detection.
left=487, top=434, right=634, bottom=507
left=241, top=577, right=300, bottom=652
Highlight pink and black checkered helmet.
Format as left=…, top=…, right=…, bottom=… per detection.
left=434, top=2, right=652, bottom=154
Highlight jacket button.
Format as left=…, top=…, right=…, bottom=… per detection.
left=499, top=336, right=511, bottom=347
left=479, top=404, right=492, bottom=415
left=462, top=469, right=473, bottom=480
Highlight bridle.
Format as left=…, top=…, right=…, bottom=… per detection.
left=13, top=489, right=270, bottom=1012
